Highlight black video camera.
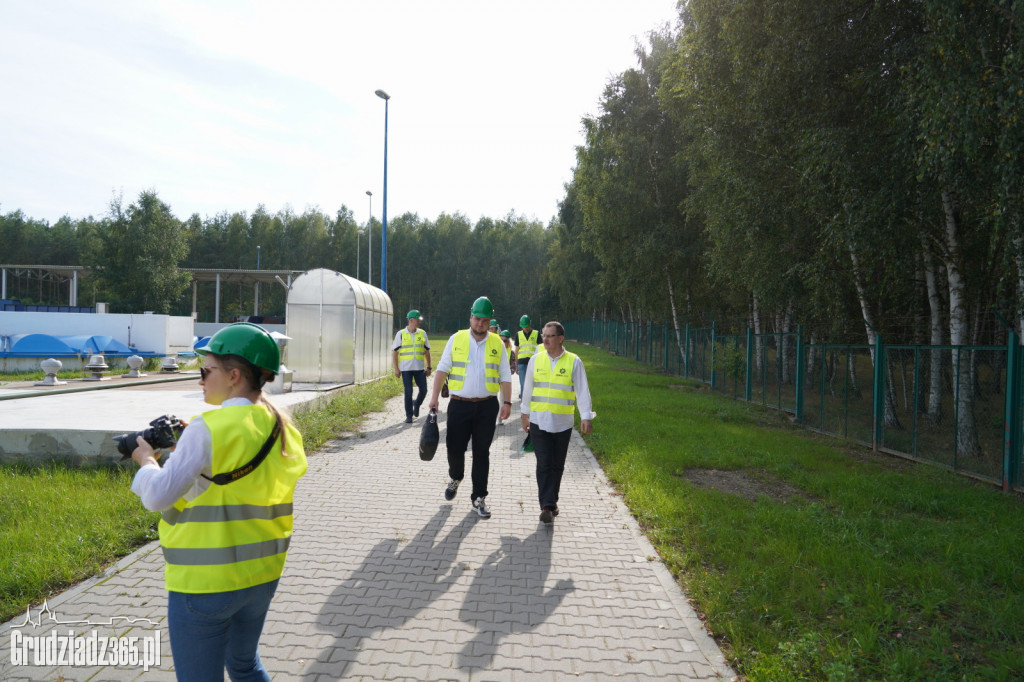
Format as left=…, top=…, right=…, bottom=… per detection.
left=114, top=415, right=186, bottom=460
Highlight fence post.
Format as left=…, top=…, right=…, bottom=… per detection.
left=711, top=320, right=718, bottom=390
left=745, top=327, right=753, bottom=402
left=994, top=311, right=1022, bottom=492
left=648, top=320, right=653, bottom=365
left=664, top=323, right=669, bottom=373
left=795, top=324, right=805, bottom=424
left=684, top=323, right=690, bottom=378
left=871, top=329, right=885, bottom=450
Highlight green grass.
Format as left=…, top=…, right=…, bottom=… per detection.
left=0, top=376, right=402, bottom=625
left=574, top=343, right=1024, bottom=681
left=292, top=377, right=402, bottom=450
left=0, top=464, right=160, bottom=623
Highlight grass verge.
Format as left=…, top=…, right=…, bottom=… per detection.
left=292, top=377, right=402, bottom=450
left=574, top=343, right=1024, bottom=681
left=0, top=376, right=402, bottom=624
left=0, top=464, right=159, bottom=623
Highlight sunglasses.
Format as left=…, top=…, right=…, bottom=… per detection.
left=199, top=366, right=222, bottom=380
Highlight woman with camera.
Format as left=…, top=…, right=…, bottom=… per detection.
left=130, top=322, right=307, bottom=682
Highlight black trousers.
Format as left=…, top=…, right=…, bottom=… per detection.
left=401, top=370, right=427, bottom=417
left=530, top=423, right=572, bottom=510
left=446, top=396, right=500, bottom=501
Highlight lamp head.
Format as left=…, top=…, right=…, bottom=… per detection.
left=375, top=89, right=391, bottom=100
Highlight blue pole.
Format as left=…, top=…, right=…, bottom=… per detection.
left=381, top=97, right=389, bottom=293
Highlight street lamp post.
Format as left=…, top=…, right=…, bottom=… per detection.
left=365, top=190, right=373, bottom=286
left=375, top=89, right=390, bottom=293
left=356, top=227, right=364, bottom=281
left=255, top=245, right=261, bottom=316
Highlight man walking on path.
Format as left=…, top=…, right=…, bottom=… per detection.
left=429, top=296, right=513, bottom=518
left=520, top=320, right=595, bottom=524
left=515, top=315, right=539, bottom=399
left=393, top=309, right=432, bottom=423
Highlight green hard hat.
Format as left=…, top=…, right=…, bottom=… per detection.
left=470, top=296, right=494, bottom=318
left=500, top=330, right=511, bottom=338
left=520, top=315, right=531, bottom=328
left=407, top=309, right=421, bottom=319
left=196, top=322, right=280, bottom=374
left=490, top=319, right=499, bottom=327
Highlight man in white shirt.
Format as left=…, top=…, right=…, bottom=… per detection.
left=392, top=309, right=432, bottom=423
left=520, top=321, right=595, bottom=524
left=428, top=296, right=512, bottom=518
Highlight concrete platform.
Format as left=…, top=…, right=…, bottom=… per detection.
left=0, top=374, right=344, bottom=464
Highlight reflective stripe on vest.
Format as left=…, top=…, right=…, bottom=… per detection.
left=446, top=329, right=502, bottom=393
left=162, top=537, right=292, bottom=566
left=398, top=329, right=426, bottom=363
left=158, top=404, right=307, bottom=593
left=518, top=330, right=539, bottom=359
left=161, top=502, right=294, bottom=526
left=530, top=350, right=577, bottom=415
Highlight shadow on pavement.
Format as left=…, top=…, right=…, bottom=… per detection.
left=456, top=524, right=574, bottom=671
left=309, top=504, right=476, bottom=677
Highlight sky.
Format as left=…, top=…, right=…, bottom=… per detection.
left=0, top=0, right=679, bottom=228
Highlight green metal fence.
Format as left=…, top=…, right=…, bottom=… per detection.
left=565, top=319, right=1023, bottom=493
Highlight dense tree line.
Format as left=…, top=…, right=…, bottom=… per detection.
left=554, top=0, right=1023, bottom=351
left=0, top=193, right=556, bottom=331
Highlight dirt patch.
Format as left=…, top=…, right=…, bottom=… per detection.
left=678, top=468, right=814, bottom=503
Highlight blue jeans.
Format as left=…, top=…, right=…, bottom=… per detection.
left=517, top=361, right=530, bottom=398
left=402, top=370, right=427, bottom=417
left=167, top=579, right=279, bottom=682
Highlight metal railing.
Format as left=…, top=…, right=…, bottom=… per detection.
left=565, top=319, right=1022, bottom=493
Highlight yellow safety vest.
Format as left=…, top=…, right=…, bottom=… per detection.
left=399, top=329, right=426, bottom=364
left=518, top=329, right=539, bottom=360
left=447, top=329, right=502, bottom=394
left=530, top=350, right=578, bottom=416
left=159, top=404, right=308, bottom=593
left=503, top=342, right=513, bottom=364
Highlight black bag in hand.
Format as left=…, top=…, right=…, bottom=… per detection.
left=419, top=409, right=439, bottom=461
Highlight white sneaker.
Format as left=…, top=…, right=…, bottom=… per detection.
left=472, top=497, right=491, bottom=518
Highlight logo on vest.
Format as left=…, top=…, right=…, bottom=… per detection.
left=559, top=368, right=567, bottom=374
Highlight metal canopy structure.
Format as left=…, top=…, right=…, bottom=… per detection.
left=0, top=265, right=304, bottom=321
left=1, top=265, right=89, bottom=306
left=183, top=268, right=304, bottom=322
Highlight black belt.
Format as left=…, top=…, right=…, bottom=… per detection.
left=449, top=395, right=495, bottom=403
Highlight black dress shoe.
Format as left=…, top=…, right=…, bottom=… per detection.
left=404, top=416, right=413, bottom=423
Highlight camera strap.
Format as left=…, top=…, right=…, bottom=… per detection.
left=202, top=418, right=282, bottom=486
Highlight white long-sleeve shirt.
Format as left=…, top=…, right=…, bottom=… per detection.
left=521, top=349, right=596, bottom=434
left=435, top=331, right=512, bottom=399
left=130, top=397, right=254, bottom=512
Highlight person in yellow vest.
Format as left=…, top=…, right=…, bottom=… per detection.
left=497, top=328, right=516, bottom=425
left=130, top=323, right=307, bottom=681
left=515, top=315, right=539, bottom=399
left=428, top=296, right=513, bottom=518
left=392, top=309, right=433, bottom=423
left=520, top=321, right=595, bottom=524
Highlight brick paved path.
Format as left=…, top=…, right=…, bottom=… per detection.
left=1, top=394, right=735, bottom=681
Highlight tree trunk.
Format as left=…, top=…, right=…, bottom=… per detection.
left=921, top=236, right=944, bottom=425
left=848, top=238, right=899, bottom=426
left=752, top=291, right=763, bottom=377
left=942, top=188, right=980, bottom=458
left=667, top=269, right=686, bottom=363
